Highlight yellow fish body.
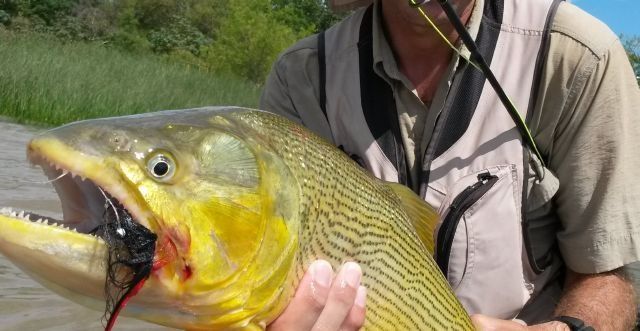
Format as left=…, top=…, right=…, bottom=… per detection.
left=0, top=107, right=472, bottom=330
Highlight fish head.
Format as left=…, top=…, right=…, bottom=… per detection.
left=3, top=108, right=301, bottom=329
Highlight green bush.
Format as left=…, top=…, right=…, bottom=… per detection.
left=202, top=0, right=309, bottom=83
left=272, top=0, right=344, bottom=33
left=20, top=0, right=76, bottom=24
left=147, top=15, right=210, bottom=55
left=184, top=0, right=229, bottom=38
left=0, top=9, right=10, bottom=24
left=110, top=29, right=150, bottom=52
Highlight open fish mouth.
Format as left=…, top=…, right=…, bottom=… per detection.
left=0, top=138, right=158, bottom=330
left=0, top=152, right=135, bottom=238
left=0, top=137, right=156, bottom=238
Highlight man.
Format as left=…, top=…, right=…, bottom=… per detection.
left=260, top=0, right=640, bottom=329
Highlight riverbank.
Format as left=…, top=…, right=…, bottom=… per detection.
left=0, top=32, right=260, bottom=126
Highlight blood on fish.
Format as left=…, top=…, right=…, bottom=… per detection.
left=152, top=235, right=178, bottom=271
left=183, top=265, right=193, bottom=280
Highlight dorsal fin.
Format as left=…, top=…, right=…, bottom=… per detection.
left=387, top=183, right=438, bottom=254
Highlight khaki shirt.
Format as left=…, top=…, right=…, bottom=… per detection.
left=260, top=0, right=640, bottom=278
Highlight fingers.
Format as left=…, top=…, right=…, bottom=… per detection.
left=528, top=321, right=571, bottom=331
left=268, top=260, right=367, bottom=331
left=471, top=314, right=528, bottom=331
left=269, top=260, right=334, bottom=330
left=340, top=285, right=367, bottom=330
left=312, top=262, right=363, bottom=331
left=471, top=314, right=571, bottom=331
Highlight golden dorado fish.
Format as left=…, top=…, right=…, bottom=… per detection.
left=0, top=107, right=472, bottom=330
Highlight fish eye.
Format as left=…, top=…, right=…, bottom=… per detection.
left=147, top=154, right=175, bottom=181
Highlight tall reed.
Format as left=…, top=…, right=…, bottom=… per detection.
left=0, top=32, right=261, bottom=126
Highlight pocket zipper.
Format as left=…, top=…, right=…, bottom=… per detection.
left=436, top=172, right=499, bottom=277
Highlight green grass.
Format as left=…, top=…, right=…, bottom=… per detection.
left=0, top=31, right=261, bottom=126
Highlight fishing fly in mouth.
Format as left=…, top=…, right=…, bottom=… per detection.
left=0, top=151, right=157, bottom=330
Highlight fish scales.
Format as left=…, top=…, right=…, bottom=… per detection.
left=0, top=107, right=473, bottom=330
left=234, top=111, right=472, bottom=330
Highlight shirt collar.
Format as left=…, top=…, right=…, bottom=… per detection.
left=372, top=0, right=404, bottom=83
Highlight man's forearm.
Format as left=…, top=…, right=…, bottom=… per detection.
left=554, top=268, right=636, bottom=330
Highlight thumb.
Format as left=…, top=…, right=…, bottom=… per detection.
left=471, top=314, right=528, bottom=331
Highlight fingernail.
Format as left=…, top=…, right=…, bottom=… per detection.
left=310, top=260, right=332, bottom=288
left=355, top=286, right=367, bottom=308
left=342, top=262, right=362, bottom=288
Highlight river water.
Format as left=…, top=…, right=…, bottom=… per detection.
left=0, top=119, right=638, bottom=330
left=0, top=120, right=172, bottom=331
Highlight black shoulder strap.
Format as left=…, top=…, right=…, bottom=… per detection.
left=317, top=5, right=410, bottom=187
left=357, top=5, right=410, bottom=186
left=318, top=30, right=328, bottom=119
left=419, top=0, right=505, bottom=197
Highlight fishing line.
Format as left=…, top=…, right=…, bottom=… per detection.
left=408, top=0, right=481, bottom=71
left=408, top=0, right=546, bottom=167
left=98, top=186, right=124, bottom=236
left=19, top=170, right=69, bottom=185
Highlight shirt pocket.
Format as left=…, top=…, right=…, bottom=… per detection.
left=435, top=164, right=530, bottom=317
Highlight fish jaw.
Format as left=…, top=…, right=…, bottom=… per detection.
left=0, top=210, right=107, bottom=311
left=27, top=136, right=157, bottom=232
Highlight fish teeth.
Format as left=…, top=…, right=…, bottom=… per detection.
left=33, top=218, right=70, bottom=230
left=58, top=223, right=74, bottom=231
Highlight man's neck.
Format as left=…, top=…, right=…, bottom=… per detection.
left=381, top=0, right=475, bottom=103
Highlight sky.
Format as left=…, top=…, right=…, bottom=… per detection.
left=570, top=0, right=640, bottom=36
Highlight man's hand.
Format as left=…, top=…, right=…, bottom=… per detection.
left=473, top=267, right=637, bottom=331
left=471, top=315, right=569, bottom=331
left=268, top=260, right=367, bottom=331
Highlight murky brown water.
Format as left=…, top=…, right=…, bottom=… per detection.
left=0, top=119, right=638, bottom=330
left=0, top=119, right=173, bottom=331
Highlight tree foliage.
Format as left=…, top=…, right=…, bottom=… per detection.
left=271, top=0, right=344, bottom=33
left=0, top=0, right=342, bottom=83
left=202, top=0, right=309, bottom=83
left=621, top=35, right=640, bottom=85
left=2, top=0, right=639, bottom=86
